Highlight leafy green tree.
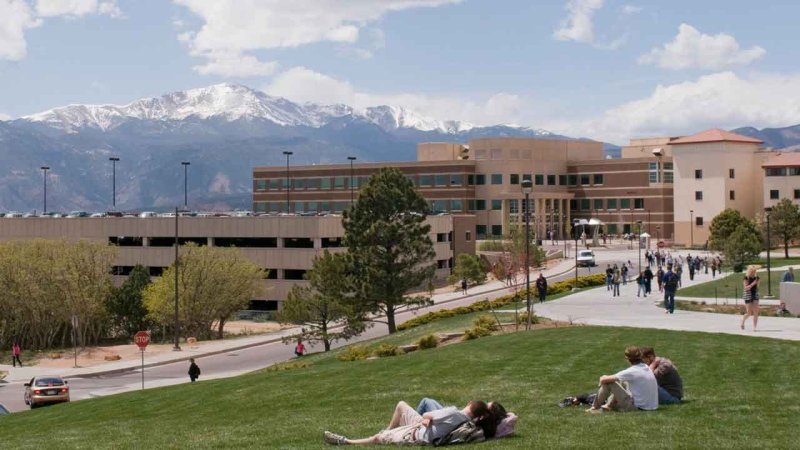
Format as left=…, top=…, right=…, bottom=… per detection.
left=343, top=167, right=436, bottom=334
left=106, top=265, right=151, bottom=338
left=277, top=251, right=365, bottom=351
left=723, top=225, right=762, bottom=270
left=144, top=244, right=265, bottom=340
left=709, top=209, right=759, bottom=252
left=448, top=253, right=487, bottom=285
left=764, top=199, right=800, bottom=258
left=506, top=224, right=545, bottom=270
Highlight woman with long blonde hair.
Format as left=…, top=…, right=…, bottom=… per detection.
left=740, top=265, right=761, bottom=331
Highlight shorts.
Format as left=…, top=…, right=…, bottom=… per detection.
left=375, top=402, right=426, bottom=445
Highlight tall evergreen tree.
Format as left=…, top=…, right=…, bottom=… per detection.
left=343, top=167, right=436, bottom=333
left=107, top=264, right=151, bottom=338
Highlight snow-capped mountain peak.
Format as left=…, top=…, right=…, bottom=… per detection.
left=22, top=84, right=491, bottom=135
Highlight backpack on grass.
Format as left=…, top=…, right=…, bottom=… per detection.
left=432, top=420, right=485, bottom=447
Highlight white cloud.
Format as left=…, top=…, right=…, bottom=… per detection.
left=173, top=0, right=462, bottom=76
left=193, top=51, right=278, bottom=77
left=0, top=112, right=11, bottom=121
left=263, top=66, right=526, bottom=126
left=0, top=0, right=41, bottom=61
left=621, top=4, right=641, bottom=14
left=35, top=0, right=121, bottom=18
left=553, top=0, right=604, bottom=44
left=639, top=24, right=766, bottom=70
left=565, top=71, right=800, bottom=144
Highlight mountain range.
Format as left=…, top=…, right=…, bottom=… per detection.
left=1, top=83, right=798, bottom=212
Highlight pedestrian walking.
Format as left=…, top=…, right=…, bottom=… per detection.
left=644, top=266, right=654, bottom=294
left=740, top=266, right=761, bottom=331
left=636, top=271, right=648, bottom=297
left=711, top=259, right=717, bottom=278
left=605, top=265, right=613, bottom=291
left=461, top=278, right=468, bottom=295
left=536, top=272, right=548, bottom=303
left=621, top=264, right=629, bottom=285
left=188, top=358, right=201, bottom=382
left=662, top=264, right=679, bottom=314
left=688, top=261, right=695, bottom=281
left=675, top=265, right=683, bottom=288
left=12, top=341, right=22, bottom=367
left=295, top=339, right=306, bottom=357
left=704, top=257, right=709, bottom=274
left=656, top=266, right=664, bottom=293
left=612, top=266, right=621, bottom=297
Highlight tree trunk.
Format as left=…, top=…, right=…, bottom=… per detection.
left=386, top=307, right=397, bottom=334
left=785, top=240, right=790, bottom=259
left=324, top=339, right=331, bottom=352
left=217, top=319, right=226, bottom=340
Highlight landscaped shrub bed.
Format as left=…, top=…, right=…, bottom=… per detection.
left=397, top=273, right=606, bottom=331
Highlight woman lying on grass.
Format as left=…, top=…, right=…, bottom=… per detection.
left=324, top=399, right=490, bottom=446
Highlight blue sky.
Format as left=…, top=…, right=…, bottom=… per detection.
left=1, top=0, right=799, bottom=143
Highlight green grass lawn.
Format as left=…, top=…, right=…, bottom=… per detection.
left=1, top=324, right=799, bottom=449
left=679, top=270, right=788, bottom=300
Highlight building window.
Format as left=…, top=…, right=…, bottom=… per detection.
left=568, top=174, right=578, bottom=186
left=695, top=191, right=703, bottom=200
left=664, top=163, right=674, bottom=183
left=620, top=199, right=631, bottom=209
left=436, top=233, right=448, bottom=243
left=794, top=189, right=800, bottom=199
left=547, top=175, right=556, bottom=186
left=508, top=199, right=519, bottom=214
left=510, top=174, right=519, bottom=185
left=475, top=200, right=486, bottom=210
left=491, top=174, right=503, bottom=185
left=729, top=190, right=735, bottom=200
left=451, top=199, right=463, bottom=211
left=607, top=198, right=617, bottom=210
left=559, top=175, right=567, bottom=186
left=269, top=179, right=281, bottom=190
left=491, top=200, right=502, bottom=210
left=476, top=174, right=486, bottom=185
left=580, top=199, right=590, bottom=210
left=634, top=198, right=644, bottom=209
left=256, top=180, right=267, bottom=191
left=790, top=168, right=800, bottom=176
left=569, top=199, right=578, bottom=210
left=593, top=174, right=604, bottom=185
left=435, top=175, right=448, bottom=186
left=535, top=174, right=544, bottom=185
left=594, top=199, right=603, bottom=210
left=476, top=225, right=487, bottom=238
left=431, top=200, right=448, bottom=212
left=334, top=176, right=346, bottom=189
left=696, top=217, right=704, bottom=226
left=522, top=174, right=532, bottom=183
left=419, top=175, right=432, bottom=187
left=648, top=162, right=659, bottom=183
left=491, top=225, right=503, bottom=236
left=465, top=231, right=472, bottom=242
left=770, top=189, right=780, bottom=199
left=467, top=175, right=474, bottom=185
left=695, top=169, right=703, bottom=179
left=729, top=168, right=735, bottom=179
left=607, top=224, right=618, bottom=234
left=580, top=174, right=590, bottom=186
left=766, top=168, right=787, bottom=177
left=450, top=174, right=463, bottom=186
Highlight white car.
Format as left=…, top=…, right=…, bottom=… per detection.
left=139, top=211, right=157, bottom=218
left=576, top=250, right=596, bottom=267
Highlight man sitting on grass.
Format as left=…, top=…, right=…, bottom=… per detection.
left=586, top=346, right=658, bottom=413
left=640, top=347, right=683, bottom=405
left=324, top=400, right=488, bottom=446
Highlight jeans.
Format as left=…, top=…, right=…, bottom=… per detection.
left=12, top=355, right=22, bottom=367
left=538, top=289, right=546, bottom=303
left=646, top=281, right=652, bottom=294
left=658, top=387, right=682, bottom=405
left=664, top=291, right=676, bottom=313
left=637, top=284, right=647, bottom=297
left=416, top=398, right=443, bottom=415
left=613, top=283, right=620, bottom=296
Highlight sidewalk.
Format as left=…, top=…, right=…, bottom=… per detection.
left=534, top=259, right=800, bottom=341
left=0, top=257, right=577, bottom=384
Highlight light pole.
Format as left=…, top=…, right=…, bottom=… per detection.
left=765, top=207, right=773, bottom=298
left=521, top=179, right=533, bottom=330
left=347, top=156, right=357, bottom=205
left=109, top=157, right=119, bottom=210
left=637, top=221, right=643, bottom=270
left=689, top=209, right=694, bottom=249
left=173, top=206, right=181, bottom=351
left=628, top=207, right=634, bottom=249
left=40, top=166, right=50, bottom=214
left=181, top=161, right=190, bottom=208
left=573, top=219, right=580, bottom=291
left=283, top=151, right=293, bottom=213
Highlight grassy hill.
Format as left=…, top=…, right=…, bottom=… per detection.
left=1, top=322, right=798, bottom=449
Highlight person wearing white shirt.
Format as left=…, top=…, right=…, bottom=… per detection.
left=587, top=346, right=658, bottom=413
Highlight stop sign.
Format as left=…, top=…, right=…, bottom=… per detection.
left=134, top=331, right=150, bottom=350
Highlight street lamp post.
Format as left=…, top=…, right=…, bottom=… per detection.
left=173, top=205, right=181, bottom=351
left=689, top=209, right=694, bottom=249
left=765, top=207, right=773, bottom=297
left=109, top=157, right=120, bottom=210
left=347, top=156, right=357, bottom=205
left=283, top=151, right=293, bottom=213
left=628, top=207, right=634, bottom=249
left=637, top=221, right=643, bottom=270
left=573, top=219, right=580, bottom=291
left=521, top=179, right=533, bottom=330
left=181, top=161, right=190, bottom=208
left=40, top=166, right=50, bottom=214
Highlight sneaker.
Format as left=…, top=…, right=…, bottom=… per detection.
left=585, top=407, right=603, bottom=414
left=324, top=431, right=348, bottom=445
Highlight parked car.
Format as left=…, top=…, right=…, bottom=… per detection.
left=66, top=211, right=89, bottom=218
left=139, top=211, right=157, bottom=218
left=5, top=211, right=22, bottom=218
left=90, top=212, right=107, bottom=218
left=576, top=249, right=596, bottom=267
left=24, top=376, right=70, bottom=409
left=0, top=403, right=9, bottom=415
